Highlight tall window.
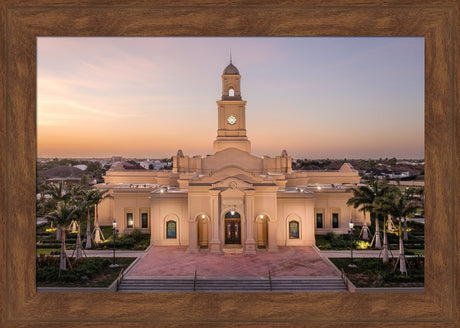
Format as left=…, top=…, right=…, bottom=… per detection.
left=126, top=212, right=134, bottom=228
left=141, top=213, right=148, bottom=228
left=316, top=213, right=323, bottom=229
left=166, top=220, right=176, bottom=239
left=289, top=221, right=299, bottom=239
left=228, top=88, right=235, bottom=96
left=332, top=213, right=339, bottom=228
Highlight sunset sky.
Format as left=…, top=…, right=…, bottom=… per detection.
left=37, top=37, right=424, bottom=159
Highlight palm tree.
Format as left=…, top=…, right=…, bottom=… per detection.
left=403, top=187, right=425, bottom=240
left=43, top=181, right=71, bottom=241
left=67, top=184, right=85, bottom=260
left=369, top=178, right=392, bottom=250
left=383, top=189, right=420, bottom=274
left=91, top=189, right=111, bottom=245
left=45, top=201, right=79, bottom=272
left=347, top=178, right=391, bottom=249
left=43, top=181, right=70, bottom=202
left=347, top=185, right=374, bottom=241
left=374, top=189, right=399, bottom=264
left=78, top=188, right=110, bottom=249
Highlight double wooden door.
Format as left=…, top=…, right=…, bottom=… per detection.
left=225, top=219, right=241, bottom=244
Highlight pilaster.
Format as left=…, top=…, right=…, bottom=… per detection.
left=268, top=220, right=279, bottom=253
left=209, top=190, right=222, bottom=253
left=186, top=219, right=198, bottom=253
left=244, top=191, right=257, bottom=254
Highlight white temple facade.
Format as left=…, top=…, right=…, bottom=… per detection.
left=96, top=60, right=369, bottom=254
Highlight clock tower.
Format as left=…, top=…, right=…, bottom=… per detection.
left=213, top=59, right=251, bottom=153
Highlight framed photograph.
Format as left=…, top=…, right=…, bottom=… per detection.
left=1, top=1, right=458, bottom=327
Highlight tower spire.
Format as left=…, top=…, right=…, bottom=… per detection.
left=230, top=51, right=232, bottom=64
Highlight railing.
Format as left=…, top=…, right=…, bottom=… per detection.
left=193, top=269, right=197, bottom=291
left=268, top=269, right=272, bottom=291
left=340, top=268, right=355, bottom=293
left=115, top=268, right=125, bottom=292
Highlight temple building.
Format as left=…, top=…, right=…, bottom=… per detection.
left=95, top=60, right=369, bottom=254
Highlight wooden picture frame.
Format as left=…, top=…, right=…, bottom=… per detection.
left=1, top=1, right=458, bottom=326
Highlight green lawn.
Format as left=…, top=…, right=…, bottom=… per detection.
left=316, top=221, right=424, bottom=251
left=405, top=248, right=425, bottom=256
left=37, top=257, right=136, bottom=287
left=36, top=248, right=60, bottom=256
left=330, top=257, right=424, bottom=288
left=37, top=222, right=151, bottom=251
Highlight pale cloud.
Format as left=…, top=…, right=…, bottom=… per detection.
left=38, top=76, right=114, bottom=92
left=79, top=54, right=161, bottom=85
left=38, top=74, right=172, bottom=129
left=37, top=37, right=424, bottom=159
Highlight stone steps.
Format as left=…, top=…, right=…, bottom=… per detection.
left=118, top=277, right=347, bottom=292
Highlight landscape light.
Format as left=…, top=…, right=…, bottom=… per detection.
left=110, top=220, right=119, bottom=268
left=348, top=220, right=357, bottom=268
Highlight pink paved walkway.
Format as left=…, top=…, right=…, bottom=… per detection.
left=127, top=246, right=338, bottom=278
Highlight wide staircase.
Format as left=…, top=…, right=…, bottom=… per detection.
left=118, top=276, right=347, bottom=292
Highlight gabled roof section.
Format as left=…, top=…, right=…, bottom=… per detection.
left=189, top=166, right=277, bottom=187
left=339, top=163, right=358, bottom=173
left=214, top=178, right=253, bottom=191
left=201, top=147, right=264, bottom=173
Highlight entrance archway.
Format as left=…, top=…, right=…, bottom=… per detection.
left=256, top=215, right=268, bottom=248
left=224, top=211, right=241, bottom=244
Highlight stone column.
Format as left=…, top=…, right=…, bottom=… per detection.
left=187, top=217, right=198, bottom=253
left=267, top=220, right=279, bottom=252
left=209, top=191, right=222, bottom=253
left=244, top=191, right=257, bottom=254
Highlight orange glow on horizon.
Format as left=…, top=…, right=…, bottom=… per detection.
left=37, top=37, right=424, bottom=159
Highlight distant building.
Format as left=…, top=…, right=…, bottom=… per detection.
left=96, top=61, right=368, bottom=254
left=139, top=160, right=154, bottom=170
left=73, top=164, right=87, bottom=171
left=45, top=177, right=81, bottom=185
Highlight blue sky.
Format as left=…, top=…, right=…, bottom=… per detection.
left=37, top=37, right=424, bottom=159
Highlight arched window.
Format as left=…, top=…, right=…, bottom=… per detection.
left=225, top=211, right=240, bottom=219
left=228, top=88, right=235, bottom=96
left=166, top=220, right=177, bottom=239
left=289, top=220, right=299, bottom=239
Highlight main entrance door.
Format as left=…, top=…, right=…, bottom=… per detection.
left=225, top=211, right=241, bottom=244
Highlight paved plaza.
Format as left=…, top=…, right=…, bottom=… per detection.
left=125, top=246, right=339, bottom=279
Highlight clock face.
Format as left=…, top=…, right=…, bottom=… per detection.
left=227, top=115, right=237, bottom=125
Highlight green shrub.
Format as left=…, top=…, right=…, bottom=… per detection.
left=355, top=240, right=371, bottom=250
left=329, top=257, right=424, bottom=287
left=133, top=238, right=150, bottom=250
left=36, top=243, right=62, bottom=248
left=130, top=228, right=144, bottom=242
left=325, top=232, right=336, bottom=241
left=37, top=254, right=59, bottom=268
left=36, top=257, right=112, bottom=283
left=118, top=237, right=135, bottom=248
left=36, top=266, right=60, bottom=281
left=93, top=231, right=150, bottom=250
